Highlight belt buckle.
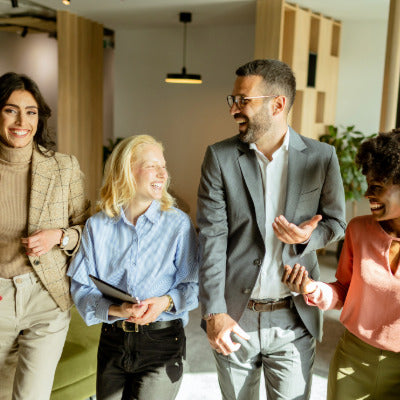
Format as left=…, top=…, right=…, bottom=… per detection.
left=121, top=320, right=139, bottom=333
left=250, top=301, right=258, bottom=312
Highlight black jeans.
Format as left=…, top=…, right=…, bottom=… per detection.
left=96, top=320, right=186, bottom=400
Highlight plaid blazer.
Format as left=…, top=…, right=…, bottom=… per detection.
left=27, top=145, right=90, bottom=311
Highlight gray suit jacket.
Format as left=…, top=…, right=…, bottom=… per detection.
left=197, top=128, right=346, bottom=340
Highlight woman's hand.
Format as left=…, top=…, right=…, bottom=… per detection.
left=21, top=229, right=63, bottom=257
left=282, top=264, right=318, bottom=294
left=128, top=296, right=170, bottom=325
left=109, top=302, right=148, bottom=319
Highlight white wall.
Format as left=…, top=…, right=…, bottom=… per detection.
left=0, top=32, right=58, bottom=133
left=113, top=16, right=389, bottom=222
left=114, top=24, right=254, bottom=219
left=335, top=19, right=387, bottom=136
left=335, top=19, right=388, bottom=221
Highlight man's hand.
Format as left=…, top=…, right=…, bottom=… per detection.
left=206, top=313, right=250, bottom=356
left=282, top=264, right=317, bottom=294
left=21, top=229, right=63, bottom=257
left=272, top=215, right=322, bottom=244
left=128, top=296, right=170, bottom=325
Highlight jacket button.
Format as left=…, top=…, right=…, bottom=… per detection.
left=33, top=260, right=40, bottom=266
left=243, top=288, right=251, bottom=294
left=253, top=259, right=261, bottom=266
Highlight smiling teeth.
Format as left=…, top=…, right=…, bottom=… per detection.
left=370, top=203, right=383, bottom=210
left=11, top=130, right=28, bottom=136
left=152, top=183, right=162, bottom=189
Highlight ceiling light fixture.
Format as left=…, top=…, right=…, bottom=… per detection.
left=62, top=0, right=70, bottom=5
left=165, top=12, right=202, bottom=84
left=11, top=0, right=18, bottom=7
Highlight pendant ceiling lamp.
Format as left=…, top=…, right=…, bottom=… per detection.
left=165, top=12, right=202, bottom=84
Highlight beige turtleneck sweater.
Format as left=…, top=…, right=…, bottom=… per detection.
left=0, top=140, right=34, bottom=278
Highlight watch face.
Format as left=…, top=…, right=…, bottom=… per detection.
left=62, top=235, right=69, bottom=247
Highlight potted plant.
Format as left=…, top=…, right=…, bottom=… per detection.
left=319, top=125, right=376, bottom=258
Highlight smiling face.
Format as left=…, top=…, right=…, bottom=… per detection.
left=0, top=90, right=39, bottom=148
left=132, top=143, right=168, bottom=206
left=230, top=75, right=274, bottom=144
left=365, top=174, right=400, bottom=225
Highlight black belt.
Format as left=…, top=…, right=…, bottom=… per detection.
left=247, top=297, right=292, bottom=312
left=114, top=319, right=182, bottom=333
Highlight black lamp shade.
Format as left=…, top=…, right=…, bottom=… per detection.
left=165, top=68, right=202, bottom=84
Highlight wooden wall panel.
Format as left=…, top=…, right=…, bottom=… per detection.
left=380, top=0, right=400, bottom=131
left=254, top=0, right=284, bottom=59
left=57, top=11, right=103, bottom=211
left=254, top=0, right=341, bottom=140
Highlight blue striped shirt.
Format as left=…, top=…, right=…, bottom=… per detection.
left=68, top=201, right=199, bottom=326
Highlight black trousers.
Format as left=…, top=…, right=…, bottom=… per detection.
left=96, top=320, right=186, bottom=400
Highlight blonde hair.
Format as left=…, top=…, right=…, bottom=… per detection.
left=97, top=135, right=175, bottom=218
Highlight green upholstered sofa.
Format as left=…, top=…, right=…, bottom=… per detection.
left=51, top=306, right=101, bottom=400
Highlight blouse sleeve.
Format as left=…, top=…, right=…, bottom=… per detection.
left=165, top=215, right=199, bottom=315
left=304, top=222, right=354, bottom=310
left=68, top=218, right=115, bottom=326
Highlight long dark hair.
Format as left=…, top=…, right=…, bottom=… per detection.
left=0, top=72, right=55, bottom=153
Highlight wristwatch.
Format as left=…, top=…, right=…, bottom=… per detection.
left=59, top=229, right=69, bottom=249
left=165, top=295, right=174, bottom=312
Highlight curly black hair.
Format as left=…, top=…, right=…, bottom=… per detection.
left=356, top=128, right=400, bottom=185
left=0, top=72, right=55, bottom=154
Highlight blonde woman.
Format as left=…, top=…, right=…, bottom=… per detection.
left=68, top=135, right=199, bottom=400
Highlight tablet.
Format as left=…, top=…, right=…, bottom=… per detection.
left=89, top=274, right=140, bottom=304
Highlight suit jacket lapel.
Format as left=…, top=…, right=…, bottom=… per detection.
left=237, top=140, right=266, bottom=241
left=28, top=146, right=56, bottom=233
left=285, top=128, right=308, bottom=222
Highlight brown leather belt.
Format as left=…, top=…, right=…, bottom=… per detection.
left=247, top=297, right=292, bottom=312
left=115, top=319, right=182, bottom=333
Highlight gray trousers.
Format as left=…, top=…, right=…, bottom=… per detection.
left=213, top=304, right=315, bottom=400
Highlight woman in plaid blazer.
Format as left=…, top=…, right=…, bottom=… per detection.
left=0, top=72, right=90, bottom=400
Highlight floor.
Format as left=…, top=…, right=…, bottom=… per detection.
left=176, top=252, right=345, bottom=400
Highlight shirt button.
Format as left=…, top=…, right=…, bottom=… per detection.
left=15, top=278, right=22, bottom=284
left=33, top=260, right=40, bottom=266
left=243, top=288, right=251, bottom=294
left=253, top=259, right=262, bottom=266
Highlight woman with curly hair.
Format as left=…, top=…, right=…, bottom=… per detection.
left=68, top=134, right=199, bottom=400
left=282, top=129, right=400, bottom=399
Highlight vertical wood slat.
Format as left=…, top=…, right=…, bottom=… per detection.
left=253, top=1, right=341, bottom=140
left=57, top=11, right=103, bottom=211
left=380, top=0, right=400, bottom=132
left=254, top=0, right=285, bottom=59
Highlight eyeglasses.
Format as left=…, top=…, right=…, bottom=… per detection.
left=226, top=95, right=278, bottom=108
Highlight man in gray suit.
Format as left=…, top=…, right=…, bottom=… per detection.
left=197, top=59, right=346, bottom=400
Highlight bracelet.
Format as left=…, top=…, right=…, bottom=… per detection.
left=202, top=313, right=220, bottom=321
left=165, top=295, right=174, bottom=312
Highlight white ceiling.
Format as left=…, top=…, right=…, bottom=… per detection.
left=0, top=0, right=389, bottom=30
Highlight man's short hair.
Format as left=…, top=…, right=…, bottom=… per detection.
left=236, top=59, right=296, bottom=111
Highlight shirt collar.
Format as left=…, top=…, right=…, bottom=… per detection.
left=249, top=127, right=290, bottom=160
left=119, top=200, right=161, bottom=227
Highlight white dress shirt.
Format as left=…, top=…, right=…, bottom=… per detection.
left=250, top=130, right=291, bottom=300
